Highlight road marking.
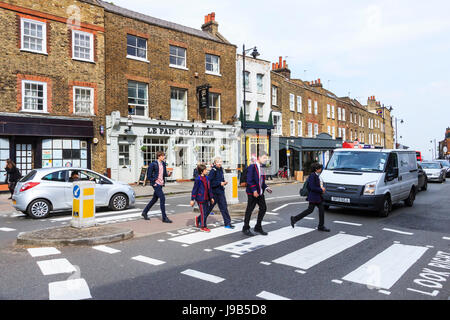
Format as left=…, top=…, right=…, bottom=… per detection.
left=181, top=269, right=225, bottom=283
left=273, top=204, right=289, bottom=212
left=48, top=279, right=92, bottom=300
left=295, top=270, right=306, bottom=274
left=382, top=228, right=413, bottom=236
left=177, top=204, right=192, bottom=207
left=256, top=291, right=290, bottom=300
left=37, top=258, right=77, bottom=276
left=215, top=226, right=314, bottom=255
left=49, top=208, right=144, bottom=221
left=231, top=255, right=240, bottom=258
left=158, top=239, right=165, bottom=242
left=426, top=245, right=434, bottom=248
left=332, top=279, right=343, bottom=284
left=273, top=233, right=367, bottom=270
left=265, top=212, right=279, bottom=216
left=260, top=261, right=272, bottom=265
left=266, top=195, right=302, bottom=201
left=443, top=237, right=450, bottom=241
left=342, top=244, right=428, bottom=290
left=378, top=290, right=391, bottom=295
left=407, top=287, right=439, bottom=296
left=131, top=255, right=166, bottom=266
left=333, top=221, right=362, bottom=227
left=181, top=244, right=189, bottom=247
left=92, top=245, right=121, bottom=254
left=27, top=247, right=61, bottom=258
left=0, top=227, right=16, bottom=232
left=95, top=211, right=160, bottom=223
left=204, top=249, right=213, bottom=252
left=168, top=221, right=271, bottom=245
left=303, top=217, right=315, bottom=220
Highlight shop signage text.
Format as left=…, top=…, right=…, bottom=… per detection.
left=147, top=127, right=214, bottom=137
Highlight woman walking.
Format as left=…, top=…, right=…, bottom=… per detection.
left=4, top=160, right=21, bottom=200
left=290, top=162, right=330, bottom=232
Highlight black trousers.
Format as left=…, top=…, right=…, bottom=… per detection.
left=142, top=185, right=167, bottom=219
left=293, top=202, right=325, bottom=227
left=243, top=194, right=267, bottom=231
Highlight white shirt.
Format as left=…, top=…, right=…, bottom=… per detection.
left=256, top=162, right=262, bottom=191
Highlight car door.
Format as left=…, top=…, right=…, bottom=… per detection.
left=40, top=170, right=70, bottom=211
left=79, top=170, right=109, bottom=207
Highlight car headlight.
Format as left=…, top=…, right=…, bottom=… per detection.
left=363, top=181, right=377, bottom=195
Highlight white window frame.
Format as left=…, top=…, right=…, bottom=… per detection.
left=273, top=112, right=282, bottom=135
left=308, top=122, right=313, bottom=137
left=338, top=107, right=341, bottom=121
left=298, top=120, right=302, bottom=136
left=331, top=105, right=335, bottom=119
left=72, top=29, right=94, bottom=62
left=73, top=86, right=94, bottom=115
left=21, top=18, right=47, bottom=54
left=314, top=123, right=319, bottom=137
left=169, top=45, right=188, bottom=70
left=327, top=104, right=330, bottom=118
left=327, top=125, right=331, bottom=135
left=272, top=86, right=278, bottom=106
left=126, top=34, right=148, bottom=62
left=308, top=99, right=312, bottom=113
left=342, top=128, right=346, bottom=141
left=342, top=108, right=346, bottom=122
left=128, top=81, right=148, bottom=118
left=256, top=74, right=264, bottom=93
left=332, top=126, right=336, bottom=139
left=21, top=80, right=48, bottom=113
left=170, top=87, right=188, bottom=121
left=244, top=71, right=251, bottom=92
left=350, top=112, right=353, bottom=123
left=289, top=94, right=295, bottom=111
left=207, top=93, right=221, bottom=123
left=297, top=96, right=302, bottom=113
left=205, top=54, right=221, bottom=76
left=290, top=120, right=295, bottom=136
left=257, top=102, right=264, bottom=121
left=314, top=101, right=318, bottom=115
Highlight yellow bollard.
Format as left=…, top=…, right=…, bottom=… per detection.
left=71, top=181, right=96, bottom=228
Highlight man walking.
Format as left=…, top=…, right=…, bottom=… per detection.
left=243, top=151, right=272, bottom=236
left=208, top=157, right=235, bottom=229
left=141, top=151, right=173, bottom=223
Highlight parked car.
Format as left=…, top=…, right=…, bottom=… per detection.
left=321, top=149, right=419, bottom=217
left=435, top=159, right=450, bottom=177
left=12, top=168, right=136, bottom=219
left=421, top=162, right=446, bottom=183
left=417, top=164, right=428, bottom=191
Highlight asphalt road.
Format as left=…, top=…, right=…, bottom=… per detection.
left=0, top=181, right=449, bottom=300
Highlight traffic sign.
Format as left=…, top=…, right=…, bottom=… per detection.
left=73, top=185, right=80, bottom=199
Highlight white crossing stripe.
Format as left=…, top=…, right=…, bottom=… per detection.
left=37, top=258, right=77, bottom=276
left=169, top=221, right=272, bottom=245
left=266, top=195, right=302, bottom=201
left=231, top=255, right=240, bottom=258
left=256, top=291, right=290, bottom=300
left=260, top=261, right=271, bottom=265
left=92, top=245, right=121, bottom=254
left=273, top=204, right=289, bottom=212
left=0, top=227, right=16, bottom=232
left=295, top=270, right=306, bottom=274
left=333, top=221, right=362, bottom=227
left=382, top=228, right=413, bottom=235
left=95, top=211, right=161, bottom=224
left=342, top=244, right=428, bottom=290
left=181, top=269, right=225, bottom=283
left=378, top=290, right=391, bottom=295
left=273, top=233, right=367, bottom=270
left=265, top=212, right=279, bottom=216
left=215, top=226, right=314, bottom=255
left=48, top=279, right=92, bottom=300
left=443, top=237, right=450, bottom=240
left=177, top=204, right=192, bottom=207
left=332, top=279, right=343, bottom=284
left=49, top=208, right=144, bottom=221
left=27, top=247, right=61, bottom=258
left=131, top=255, right=166, bottom=266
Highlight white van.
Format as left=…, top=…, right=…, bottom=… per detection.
left=321, top=149, right=419, bottom=217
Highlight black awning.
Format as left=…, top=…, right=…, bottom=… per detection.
left=0, top=114, right=94, bottom=138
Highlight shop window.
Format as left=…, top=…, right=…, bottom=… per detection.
left=143, top=137, right=169, bottom=165
left=42, top=138, right=88, bottom=169
left=0, top=138, right=10, bottom=182
left=196, top=138, right=215, bottom=165
left=128, top=81, right=148, bottom=117
left=15, top=143, right=33, bottom=175
left=119, top=144, right=130, bottom=166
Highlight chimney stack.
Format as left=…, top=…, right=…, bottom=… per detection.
left=202, top=12, right=219, bottom=36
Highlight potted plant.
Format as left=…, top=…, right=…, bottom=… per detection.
left=140, top=146, right=147, bottom=152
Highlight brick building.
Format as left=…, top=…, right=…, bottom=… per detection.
left=0, top=0, right=106, bottom=191
left=100, top=1, right=237, bottom=182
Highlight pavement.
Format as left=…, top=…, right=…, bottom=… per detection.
left=0, top=181, right=449, bottom=300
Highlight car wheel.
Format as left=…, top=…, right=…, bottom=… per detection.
left=109, top=193, right=128, bottom=211
left=27, top=199, right=51, bottom=219
left=404, top=187, right=416, bottom=207
left=378, top=195, right=392, bottom=217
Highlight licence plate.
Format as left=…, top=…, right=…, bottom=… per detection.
left=331, top=197, right=351, bottom=203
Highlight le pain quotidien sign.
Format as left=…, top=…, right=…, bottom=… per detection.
left=147, top=127, right=214, bottom=137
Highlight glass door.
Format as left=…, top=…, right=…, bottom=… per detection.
left=15, top=143, right=33, bottom=176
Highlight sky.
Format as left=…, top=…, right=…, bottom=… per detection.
left=109, top=0, right=450, bottom=160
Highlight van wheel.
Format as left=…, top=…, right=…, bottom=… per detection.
left=27, top=199, right=51, bottom=219
left=378, top=196, right=391, bottom=217
left=109, top=193, right=128, bottom=211
left=404, top=188, right=416, bottom=207
left=421, top=180, right=427, bottom=191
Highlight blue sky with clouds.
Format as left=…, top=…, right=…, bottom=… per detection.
left=109, top=0, right=450, bottom=160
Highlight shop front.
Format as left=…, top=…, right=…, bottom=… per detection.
left=106, top=114, right=239, bottom=184
left=276, top=133, right=343, bottom=177
left=0, top=113, right=94, bottom=191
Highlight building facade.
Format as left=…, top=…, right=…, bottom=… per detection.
left=0, top=0, right=106, bottom=191
left=438, top=128, right=450, bottom=160
left=101, top=3, right=238, bottom=183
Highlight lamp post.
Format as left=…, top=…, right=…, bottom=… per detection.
left=395, top=117, right=404, bottom=149
left=242, top=44, right=260, bottom=168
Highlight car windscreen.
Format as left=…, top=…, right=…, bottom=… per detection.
left=19, top=170, right=37, bottom=182
left=421, top=163, right=441, bottom=169
left=437, top=161, right=450, bottom=167
left=326, top=151, right=389, bottom=172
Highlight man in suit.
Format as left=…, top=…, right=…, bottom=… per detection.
left=243, top=151, right=273, bottom=236
left=290, top=162, right=330, bottom=232
left=208, top=157, right=235, bottom=229
left=141, top=151, right=173, bottom=223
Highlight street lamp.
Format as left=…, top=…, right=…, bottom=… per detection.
left=242, top=44, right=260, bottom=168
left=395, top=117, right=404, bottom=149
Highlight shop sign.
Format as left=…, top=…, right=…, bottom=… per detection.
left=147, top=127, right=213, bottom=137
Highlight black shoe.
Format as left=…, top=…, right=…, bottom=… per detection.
left=318, top=226, right=330, bottom=232
left=162, top=218, right=173, bottom=223
left=242, top=229, right=255, bottom=237
left=141, top=213, right=150, bottom=221
left=290, top=216, right=296, bottom=228
left=254, top=227, right=268, bottom=236
left=8, top=197, right=12, bottom=200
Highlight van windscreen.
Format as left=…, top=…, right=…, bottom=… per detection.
left=326, top=151, right=389, bottom=172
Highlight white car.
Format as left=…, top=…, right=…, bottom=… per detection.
left=12, top=168, right=136, bottom=219
left=421, top=162, right=447, bottom=183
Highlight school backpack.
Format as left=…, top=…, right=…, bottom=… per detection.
left=299, top=179, right=309, bottom=197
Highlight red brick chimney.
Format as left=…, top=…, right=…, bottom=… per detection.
left=272, top=56, right=291, bottom=79
left=202, top=12, right=219, bottom=36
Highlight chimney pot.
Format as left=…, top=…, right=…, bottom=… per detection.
left=205, top=15, right=208, bottom=24
left=279, top=56, right=282, bottom=67
left=211, top=12, right=215, bottom=21
left=283, top=60, right=286, bottom=68
left=318, top=78, right=321, bottom=84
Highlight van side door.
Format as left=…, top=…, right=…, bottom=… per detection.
left=397, top=152, right=411, bottom=199
left=385, top=152, right=401, bottom=203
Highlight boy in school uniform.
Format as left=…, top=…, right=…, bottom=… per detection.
left=190, top=164, right=215, bottom=232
